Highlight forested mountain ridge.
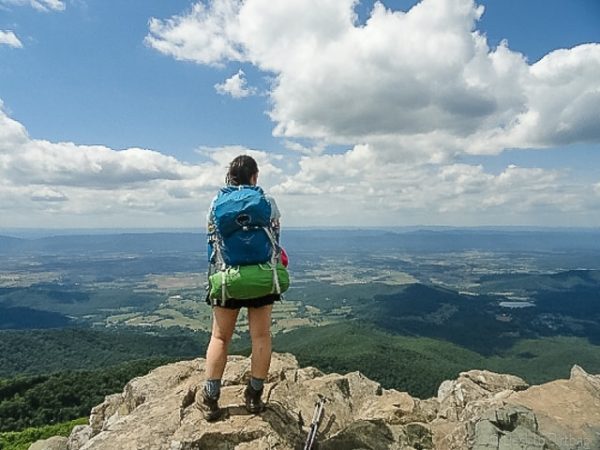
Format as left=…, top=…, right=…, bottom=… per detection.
left=0, top=328, right=208, bottom=378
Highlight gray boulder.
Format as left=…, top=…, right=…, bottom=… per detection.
left=28, top=436, right=68, bottom=450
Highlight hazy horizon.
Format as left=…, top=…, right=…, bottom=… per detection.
left=2, top=225, right=600, bottom=240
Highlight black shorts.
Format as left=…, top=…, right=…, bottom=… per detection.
left=206, top=293, right=280, bottom=309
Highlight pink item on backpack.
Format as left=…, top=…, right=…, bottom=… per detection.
left=281, top=248, right=289, bottom=267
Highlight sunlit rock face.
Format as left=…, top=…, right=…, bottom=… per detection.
left=31, top=353, right=600, bottom=450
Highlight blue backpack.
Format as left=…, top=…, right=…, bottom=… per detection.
left=209, top=185, right=274, bottom=267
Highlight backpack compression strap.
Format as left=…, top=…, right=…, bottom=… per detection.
left=221, top=270, right=227, bottom=305
left=263, top=227, right=281, bottom=295
left=210, top=237, right=230, bottom=307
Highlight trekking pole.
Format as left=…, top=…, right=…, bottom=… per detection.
left=303, top=397, right=325, bottom=450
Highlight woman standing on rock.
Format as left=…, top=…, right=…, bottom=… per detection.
left=197, top=155, right=284, bottom=421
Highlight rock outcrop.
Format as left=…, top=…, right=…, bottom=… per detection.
left=31, top=353, right=600, bottom=450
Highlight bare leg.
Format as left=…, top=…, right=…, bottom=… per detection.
left=247, top=304, right=273, bottom=379
left=205, top=307, right=240, bottom=380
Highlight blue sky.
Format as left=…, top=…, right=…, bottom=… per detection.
left=0, top=0, right=599, bottom=228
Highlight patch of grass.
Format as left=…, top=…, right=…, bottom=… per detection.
left=0, top=417, right=87, bottom=450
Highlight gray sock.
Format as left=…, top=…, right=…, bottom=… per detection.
left=250, top=377, right=264, bottom=392
left=204, top=379, right=221, bottom=399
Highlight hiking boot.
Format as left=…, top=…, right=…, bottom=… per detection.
left=244, top=383, right=265, bottom=414
left=197, top=389, right=222, bottom=421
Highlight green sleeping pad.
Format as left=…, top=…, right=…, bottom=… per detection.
left=209, top=262, right=289, bottom=301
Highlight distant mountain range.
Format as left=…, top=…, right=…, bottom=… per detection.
left=0, top=233, right=204, bottom=255
left=2, top=228, right=600, bottom=256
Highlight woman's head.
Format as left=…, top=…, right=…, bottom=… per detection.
left=226, top=155, right=259, bottom=186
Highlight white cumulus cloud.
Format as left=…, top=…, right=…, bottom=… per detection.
left=30, top=187, right=68, bottom=202
left=0, top=0, right=65, bottom=12
left=269, top=144, right=599, bottom=226
left=0, top=30, right=23, bottom=48
left=145, top=0, right=244, bottom=67
left=0, top=102, right=286, bottom=227
left=1, top=101, right=598, bottom=227
left=214, top=69, right=257, bottom=98
left=146, top=0, right=600, bottom=163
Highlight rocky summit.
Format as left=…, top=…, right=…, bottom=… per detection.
left=31, top=353, right=600, bottom=450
